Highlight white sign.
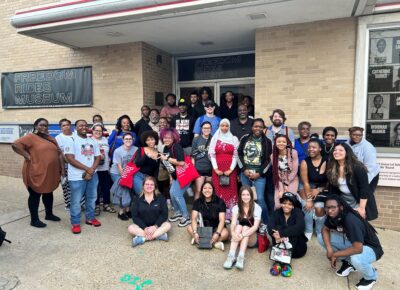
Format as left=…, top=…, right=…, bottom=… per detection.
left=377, top=157, right=400, bottom=187
left=0, top=125, right=19, bottom=143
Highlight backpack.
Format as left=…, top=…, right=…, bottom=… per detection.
left=0, top=226, right=11, bottom=246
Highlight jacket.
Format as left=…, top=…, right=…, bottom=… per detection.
left=328, top=164, right=378, bottom=221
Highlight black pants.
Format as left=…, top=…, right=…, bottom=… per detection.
left=96, top=170, right=112, bottom=205
left=369, top=174, right=379, bottom=195
left=27, top=187, right=53, bottom=222
left=265, top=168, right=275, bottom=213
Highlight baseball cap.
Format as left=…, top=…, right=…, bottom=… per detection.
left=178, top=98, right=188, bottom=106
left=204, top=100, right=216, bottom=108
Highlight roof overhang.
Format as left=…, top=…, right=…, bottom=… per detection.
left=11, top=0, right=370, bottom=55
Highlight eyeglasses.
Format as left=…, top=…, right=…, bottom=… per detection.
left=351, top=133, right=363, bottom=137
left=93, top=130, right=103, bottom=133
left=124, top=138, right=133, bottom=141
left=202, top=127, right=211, bottom=130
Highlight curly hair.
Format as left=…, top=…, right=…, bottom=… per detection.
left=115, top=115, right=134, bottom=133
left=140, top=130, right=159, bottom=147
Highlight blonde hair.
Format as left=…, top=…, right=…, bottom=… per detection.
left=139, top=176, right=160, bottom=197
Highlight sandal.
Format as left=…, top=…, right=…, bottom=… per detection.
left=103, top=204, right=116, bottom=213
left=95, top=205, right=101, bottom=216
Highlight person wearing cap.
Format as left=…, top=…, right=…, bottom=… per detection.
left=160, top=93, right=180, bottom=123
left=171, top=98, right=196, bottom=156
left=193, top=100, right=221, bottom=137
left=268, top=192, right=307, bottom=277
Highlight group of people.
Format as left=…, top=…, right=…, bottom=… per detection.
left=12, top=88, right=383, bottom=290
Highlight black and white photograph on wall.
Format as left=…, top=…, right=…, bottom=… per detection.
left=368, top=66, right=394, bottom=92
left=389, top=94, right=400, bottom=119
left=369, top=38, right=393, bottom=65
left=390, top=122, right=400, bottom=147
left=19, top=125, right=32, bottom=137
left=392, top=65, right=400, bottom=91
left=367, top=94, right=390, bottom=120
left=392, top=36, right=400, bottom=64
left=366, top=122, right=391, bottom=147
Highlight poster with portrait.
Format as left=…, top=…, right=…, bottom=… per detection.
left=393, top=65, right=400, bottom=91
left=390, top=121, right=400, bottom=147
left=366, top=122, right=391, bottom=147
left=389, top=94, right=400, bottom=119
left=367, top=94, right=390, bottom=120
left=370, top=37, right=393, bottom=65
left=392, top=37, right=400, bottom=64
left=368, top=66, right=393, bottom=92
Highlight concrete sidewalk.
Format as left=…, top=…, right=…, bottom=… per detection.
left=0, top=175, right=398, bottom=290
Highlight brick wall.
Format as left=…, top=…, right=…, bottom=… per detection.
left=255, top=18, right=357, bottom=129
left=142, top=43, right=173, bottom=108
left=0, top=144, right=22, bottom=178
left=372, top=187, right=400, bottom=231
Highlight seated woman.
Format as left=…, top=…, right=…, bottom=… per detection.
left=268, top=192, right=307, bottom=277
left=223, top=186, right=261, bottom=270
left=187, top=181, right=229, bottom=251
left=327, top=143, right=378, bottom=221
left=128, top=176, right=171, bottom=247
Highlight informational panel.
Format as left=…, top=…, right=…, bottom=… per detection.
left=367, top=29, right=400, bottom=148
left=0, top=125, right=19, bottom=143
left=1, top=66, right=92, bottom=108
left=377, top=157, right=400, bottom=187
left=178, top=54, right=255, bottom=81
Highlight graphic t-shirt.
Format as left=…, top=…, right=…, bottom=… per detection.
left=171, top=114, right=195, bottom=148
left=55, top=133, right=74, bottom=153
left=109, top=146, right=138, bottom=175
left=243, top=137, right=262, bottom=171
left=64, top=134, right=100, bottom=181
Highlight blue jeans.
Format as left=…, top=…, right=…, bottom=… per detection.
left=170, top=179, right=189, bottom=219
left=133, top=172, right=146, bottom=195
left=69, top=173, right=99, bottom=225
left=240, top=173, right=268, bottom=224
left=110, top=173, right=120, bottom=183
left=300, top=198, right=314, bottom=234
left=318, top=231, right=377, bottom=280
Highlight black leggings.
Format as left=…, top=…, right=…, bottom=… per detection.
left=27, top=187, right=54, bottom=222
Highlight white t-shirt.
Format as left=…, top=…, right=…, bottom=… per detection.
left=91, top=136, right=110, bottom=171
left=232, top=203, right=262, bottom=221
left=55, top=133, right=74, bottom=153
left=64, top=134, right=100, bottom=181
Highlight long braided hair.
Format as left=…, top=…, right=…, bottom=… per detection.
left=272, top=134, right=294, bottom=189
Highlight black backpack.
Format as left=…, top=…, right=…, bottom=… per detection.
left=0, top=226, right=11, bottom=246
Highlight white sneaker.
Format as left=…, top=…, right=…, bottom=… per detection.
left=191, top=238, right=195, bottom=245
left=235, top=256, right=245, bottom=270
left=305, top=232, right=313, bottom=241
left=214, top=241, right=224, bottom=251
left=223, top=254, right=236, bottom=269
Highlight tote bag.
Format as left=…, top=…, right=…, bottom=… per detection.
left=119, top=148, right=143, bottom=189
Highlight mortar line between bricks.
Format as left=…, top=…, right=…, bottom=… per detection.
left=0, top=202, right=64, bottom=226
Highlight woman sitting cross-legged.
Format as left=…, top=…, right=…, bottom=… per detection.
left=267, top=192, right=308, bottom=277
left=223, top=186, right=261, bottom=270
left=128, top=176, right=171, bottom=247
left=187, top=181, right=229, bottom=251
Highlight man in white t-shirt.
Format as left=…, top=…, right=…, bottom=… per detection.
left=65, top=119, right=101, bottom=234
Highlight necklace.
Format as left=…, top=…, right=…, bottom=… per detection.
left=324, top=144, right=334, bottom=155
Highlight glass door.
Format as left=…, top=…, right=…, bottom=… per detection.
left=177, top=82, right=217, bottom=103
left=217, top=80, right=255, bottom=115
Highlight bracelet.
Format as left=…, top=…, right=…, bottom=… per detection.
left=215, top=231, right=221, bottom=237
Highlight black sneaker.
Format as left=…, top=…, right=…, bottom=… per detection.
left=336, top=261, right=356, bottom=277
left=178, top=217, right=191, bottom=227
left=356, top=278, right=376, bottom=290
left=168, top=213, right=183, bottom=222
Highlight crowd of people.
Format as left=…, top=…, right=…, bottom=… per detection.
left=12, top=88, right=383, bottom=290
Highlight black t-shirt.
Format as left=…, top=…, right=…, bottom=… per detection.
left=325, top=212, right=383, bottom=260
left=171, top=114, right=195, bottom=148
left=192, top=195, right=226, bottom=229
left=163, top=143, right=185, bottom=180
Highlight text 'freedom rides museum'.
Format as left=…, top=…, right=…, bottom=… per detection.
left=1, top=0, right=400, bottom=230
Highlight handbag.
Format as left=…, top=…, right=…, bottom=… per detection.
left=0, top=226, right=11, bottom=246
left=158, top=164, right=170, bottom=181
left=269, top=239, right=292, bottom=264
left=219, top=175, right=230, bottom=186
left=171, top=145, right=199, bottom=188
left=119, top=148, right=143, bottom=189
left=197, top=213, right=213, bottom=249
left=257, top=232, right=270, bottom=253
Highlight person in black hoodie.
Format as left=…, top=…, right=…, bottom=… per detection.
left=268, top=192, right=307, bottom=277
left=238, top=118, right=272, bottom=227
left=128, top=176, right=171, bottom=247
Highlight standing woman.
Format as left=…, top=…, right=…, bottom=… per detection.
left=321, top=126, right=338, bottom=158
left=157, top=117, right=171, bottom=203
left=209, top=119, right=240, bottom=222
left=300, top=136, right=328, bottom=239
left=133, top=130, right=160, bottom=195
left=109, top=133, right=138, bottom=221
left=12, top=118, right=64, bottom=227
left=223, top=186, right=261, bottom=270
left=327, top=143, right=378, bottom=221
left=128, top=176, right=171, bottom=247
left=191, top=121, right=213, bottom=200
left=272, top=134, right=299, bottom=209
left=347, top=126, right=380, bottom=202
left=91, top=123, right=115, bottom=214
left=160, top=128, right=191, bottom=227
left=108, top=115, right=137, bottom=161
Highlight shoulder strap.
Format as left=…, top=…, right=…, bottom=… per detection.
left=297, top=139, right=308, bottom=156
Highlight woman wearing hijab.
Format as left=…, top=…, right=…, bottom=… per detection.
left=209, top=118, right=239, bottom=222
